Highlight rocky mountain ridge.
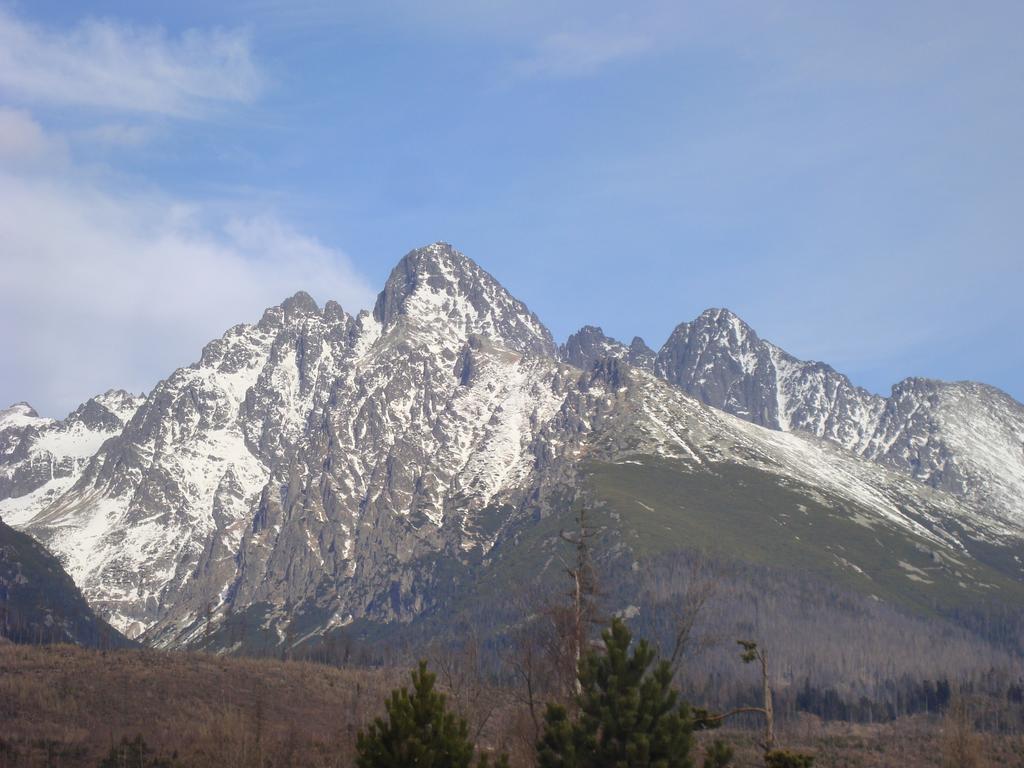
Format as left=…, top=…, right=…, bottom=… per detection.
left=3, top=243, right=1022, bottom=649
left=652, top=309, right=1024, bottom=529
left=560, top=309, right=1024, bottom=531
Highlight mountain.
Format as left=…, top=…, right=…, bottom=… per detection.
left=3, top=244, right=567, bottom=642
left=652, top=308, right=1024, bottom=531
left=5, top=243, right=1023, bottom=652
left=0, top=517, right=129, bottom=646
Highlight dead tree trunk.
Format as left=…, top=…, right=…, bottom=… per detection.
left=737, top=640, right=776, bottom=760
left=559, top=503, right=599, bottom=697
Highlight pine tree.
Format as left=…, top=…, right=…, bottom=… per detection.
left=702, top=739, right=734, bottom=768
left=537, top=618, right=695, bottom=768
left=356, top=660, right=508, bottom=768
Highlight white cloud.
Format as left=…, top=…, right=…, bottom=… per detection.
left=0, top=8, right=262, bottom=117
left=0, top=168, right=376, bottom=417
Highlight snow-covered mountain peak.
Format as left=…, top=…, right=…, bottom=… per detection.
left=697, top=306, right=746, bottom=324
left=655, top=308, right=778, bottom=425
left=46, top=389, right=145, bottom=435
left=0, top=403, right=48, bottom=430
left=863, top=377, right=1024, bottom=525
left=657, top=308, right=776, bottom=388
left=323, top=299, right=349, bottom=323
left=64, top=398, right=128, bottom=432
left=0, top=389, right=145, bottom=530
left=886, top=376, right=1018, bottom=405
left=3, top=402, right=39, bottom=417
left=562, top=326, right=626, bottom=369
left=627, top=337, right=656, bottom=369
left=278, top=289, right=322, bottom=318
left=681, top=307, right=762, bottom=351
left=563, top=327, right=621, bottom=370
left=373, top=242, right=556, bottom=357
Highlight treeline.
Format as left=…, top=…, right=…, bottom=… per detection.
left=292, top=542, right=1024, bottom=732
left=723, top=672, right=1024, bottom=729
left=624, top=550, right=1024, bottom=729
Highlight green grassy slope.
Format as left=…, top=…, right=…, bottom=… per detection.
left=384, top=454, right=1024, bottom=651
left=582, top=456, right=1024, bottom=615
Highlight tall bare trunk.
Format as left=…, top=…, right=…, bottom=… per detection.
left=761, top=650, right=775, bottom=756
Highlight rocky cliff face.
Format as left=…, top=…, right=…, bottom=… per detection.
left=11, top=288, right=362, bottom=637
left=561, top=326, right=655, bottom=373
left=5, top=244, right=1023, bottom=648
left=652, top=308, right=886, bottom=447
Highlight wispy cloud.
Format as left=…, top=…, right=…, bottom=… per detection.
left=245, top=1, right=663, bottom=79
left=0, top=8, right=262, bottom=117
left=73, top=122, right=154, bottom=147
left=0, top=107, right=68, bottom=166
left=515, top=30, right=652, bottom=78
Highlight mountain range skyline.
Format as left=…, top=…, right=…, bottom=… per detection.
left=10, top=245, right=1024, bottom=422
left=3, top=3, right=1023, bottom=418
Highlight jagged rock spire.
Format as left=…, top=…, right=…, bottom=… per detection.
left=373, top=242, right=557, bottom=357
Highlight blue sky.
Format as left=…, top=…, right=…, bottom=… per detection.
left=1, top=1, right=1022, bottom=416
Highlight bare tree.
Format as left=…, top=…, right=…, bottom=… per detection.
left=428, top=625, right=502, bottom=743
left=506, top=501, right=610, bottom=717
left=503, top=606, right=547, bottom=744
left=737, top=640, right=776, bottom=757
left=503, top=581, right=579, bottom=735
left=702, top=640, right=777, bottom=763
left=667, top=555, right=719, bottom=675
left=558, top=503, right=601, bottom=694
